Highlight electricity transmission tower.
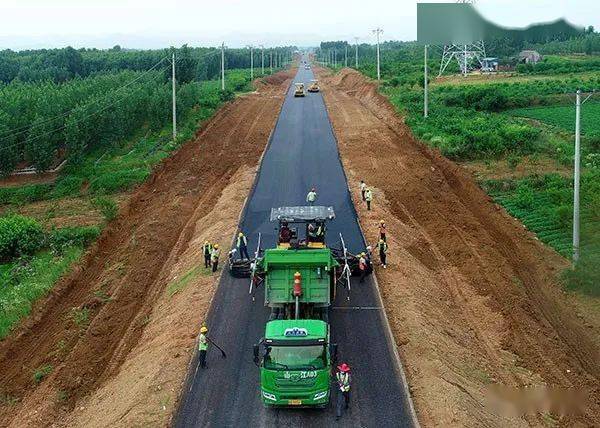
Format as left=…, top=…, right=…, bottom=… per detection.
left=438, top=0, right=486, bottom=76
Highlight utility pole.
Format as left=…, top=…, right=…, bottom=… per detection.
left=463, top=44, right=468, bottom=76
left=248, top=45, right=254, bottom=80
left=354, top=37, right=359, bottom=68
left=334, top=49, right=336, bottom=67
left=424, top=45, right=428, bottom=118
left=260, top=45, right=265, bottom=75
left=345, top=44, right=348, bottom=67
left=221, top=42, right=225, bottom=91
left=171, top=52, right=176, bottom=141
left=573, top=90, right=582, bottom=262
left=270, top=50, right=273, bottom=74
left=373, top=28, right=383, bottom=81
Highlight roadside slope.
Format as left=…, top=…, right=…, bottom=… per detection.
left=318, top=67, right=599, bottom=427
left=0, top=71, right=293, bottom=427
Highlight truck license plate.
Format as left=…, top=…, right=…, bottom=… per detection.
left=288, top=399, right=302, bottom=406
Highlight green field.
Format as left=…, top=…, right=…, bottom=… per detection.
left=319, top=39, right=600, bottom=294
left=0, top=44, right=288, bottom=339
left=509, top=102, right=600, bottom=135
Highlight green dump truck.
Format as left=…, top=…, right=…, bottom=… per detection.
left=251, top=206, right=351, bottom=408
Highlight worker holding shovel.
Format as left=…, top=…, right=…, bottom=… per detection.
left=335, top=363, right=352, bottom=420
left=197, top=325, right=227, bottom=369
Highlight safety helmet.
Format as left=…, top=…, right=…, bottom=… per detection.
left=214, top=244, right=219, bottom=248
left=200, top=326, right=208, bottom=333
left=204, top=240, right=209, bottom=244
left=338, top=363, right=351, bottom=373
left=311, top=187, right=316, bottom=191
left=379, top=239, right=384, bottom=243
left=239, top=232, right=244, bottom=237
left=380, top=220, right=385, bottom=224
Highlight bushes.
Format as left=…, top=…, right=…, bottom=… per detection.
left=0, top=214, right=101, bottom=262
left=48, top=226, right=101, bottom=251
left=0, top=215, right=44, bottom=261
left=92, top=196, right=118, bottom=221
left=562, top=253, right=600, bottom=296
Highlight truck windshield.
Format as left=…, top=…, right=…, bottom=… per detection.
left=264, top=345, right=326, bottom=370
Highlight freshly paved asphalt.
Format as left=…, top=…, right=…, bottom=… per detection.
left=175, top=64, right=415, bottom=427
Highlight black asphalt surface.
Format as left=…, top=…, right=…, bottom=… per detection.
left=175, top=64, right=415, bottom=428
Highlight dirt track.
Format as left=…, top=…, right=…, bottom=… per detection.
left=318, top=68, right=599, bottom=427
left=0, top=71, right=293, bottom=427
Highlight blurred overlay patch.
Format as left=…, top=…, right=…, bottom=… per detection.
left=417, top=3, right=583, bottom=45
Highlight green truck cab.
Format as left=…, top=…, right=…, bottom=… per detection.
left=254, top=319, right=336, bottom=406
left=250, top=206, right=348, bottom=408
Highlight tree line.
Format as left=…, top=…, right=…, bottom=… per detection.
left=0, top=44, right=297, bottom=85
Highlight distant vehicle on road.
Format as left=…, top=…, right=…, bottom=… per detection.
left=294, top=83, right=306, bottom=97
left=308, top=80, right=320, bottom=92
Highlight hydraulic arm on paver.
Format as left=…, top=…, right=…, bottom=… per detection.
left=249, top=206, right=352, bottom=407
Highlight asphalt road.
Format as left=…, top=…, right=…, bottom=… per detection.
left=175, top=64, right=415, bottom=427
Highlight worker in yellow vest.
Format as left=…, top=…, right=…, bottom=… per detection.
left=202, top=241, right=213, bottom=268
left=377, top=239, right=388, bottom=268
left=198, top=326, right=209, bottom=368
left=211, top=244, right=220, bottom=272
left=335, top=363, right=352, bottom=420
left=237, top=232, right=250, bottom=260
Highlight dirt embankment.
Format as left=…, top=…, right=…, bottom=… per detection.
left=318, top=67, right=599, bottom=427
left=0, top=70, right=293, bottom=427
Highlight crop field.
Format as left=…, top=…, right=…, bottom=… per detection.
left=509, top=101, right=600, bottom=135
left=0, top=45, right=287, bottom=339
left=319, top=39, right=600, bottom=294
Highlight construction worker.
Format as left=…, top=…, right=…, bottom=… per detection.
left=377, top=239, right=388, bottom=268
left=360, top=180, right=367, bottom=201
left=358, top=252, right=367, bottom=283
left=335, top=363, right=351, bottom=420
left=315, top=221, right=325, bottom=242
left=279, top=221, right=291, bottom=243
left=306, top=187, right=317, bottom=206
left=202, top=241, right=213, bottom=269
left=211, top=244, right=220, bottom=273
left=365, top=188, right=373, bottom=211
left=378, top=220, right=387, bottom=242
left=237, top=232, right=250, bottom=260
left=198, top=325, right=209, bottom=368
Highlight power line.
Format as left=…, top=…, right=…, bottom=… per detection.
left=0, top=61, right=172, bottom=152
left=0, top=48, right=221, bottom=142
left=0, top=56, right=169, bottom=140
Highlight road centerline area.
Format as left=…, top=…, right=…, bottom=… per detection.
left=175, top=63, right=415, bottom=428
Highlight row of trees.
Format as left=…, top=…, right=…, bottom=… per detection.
left=0, top=44, right=296, bottom=176
left=0, top=45, right=297, bottom=85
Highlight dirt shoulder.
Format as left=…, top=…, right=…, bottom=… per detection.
left=0, top=70, right=293, bottom=427
left=318, top=67, right=599, bottom=427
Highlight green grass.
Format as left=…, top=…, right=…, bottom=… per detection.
left=0, top=246, right=83, bottom=339
left=166, top=265, right=210, bottom=297
left=0, top=67, right=274, bottom=340
left=33, top=364, right=53, bottom=384
left=509, top=102, right=600, bottom=135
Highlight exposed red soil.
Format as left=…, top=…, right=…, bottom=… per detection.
left=0, top=70, right=293, bottom=427
left=319, top=67, right=599, bottom=427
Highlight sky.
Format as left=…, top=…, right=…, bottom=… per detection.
left=1, top=0, right=598, bottom=50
